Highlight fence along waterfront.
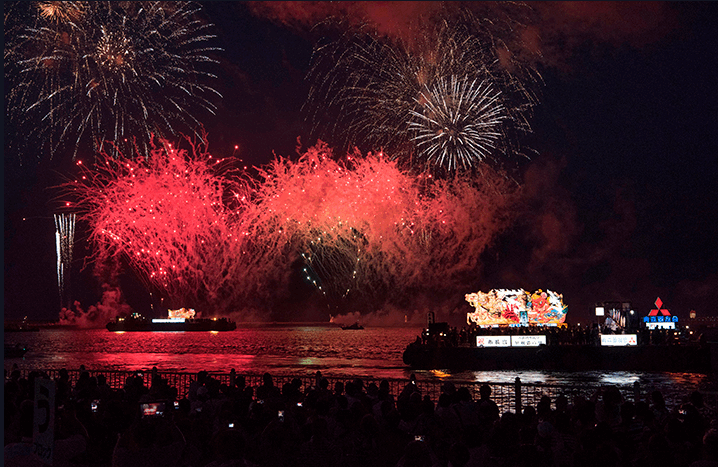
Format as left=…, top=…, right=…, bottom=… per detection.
left=8, top=367, right=702, bottom=413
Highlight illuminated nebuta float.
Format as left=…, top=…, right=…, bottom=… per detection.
left=465, top=289, right=567, bottom=327
left=167, top=307, right=197, bottom=320
left=106, top=307, right=236, bottom=332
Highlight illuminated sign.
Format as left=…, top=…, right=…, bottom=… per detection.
left=476, top=335, right=548, bottom=347
left=643, top=297, right=677, bottom=329
left=466, top=289, right=567, bottom=327
left=476, top=336, right=511, bottom=347
left=643, top=316, right=678, bottom=323
left=600, top=334, right=638, bottom=346
left=511, top=335, right=547, bottom=347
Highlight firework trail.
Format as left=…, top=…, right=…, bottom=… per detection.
left=303, top=13, right=540, bottom=173
left=54, top=212, right=76, bottom=308
left=5, top=1, right=222, bottom=162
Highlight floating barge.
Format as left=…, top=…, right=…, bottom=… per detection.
left=402, top=336, right=712, bottom=373
left=107, top=308, right=236, bottom=332
left=403, top=291, right=713, bottom=373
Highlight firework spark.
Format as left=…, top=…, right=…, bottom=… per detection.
left=5, top=1, right=222, bottom=162
left=304, top=14, right=540, bottom=173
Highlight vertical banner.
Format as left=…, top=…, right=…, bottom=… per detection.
left=33, top=378, right=56, bottom=465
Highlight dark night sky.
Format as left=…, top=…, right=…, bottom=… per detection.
left=4, top=2, right=718, bottom=326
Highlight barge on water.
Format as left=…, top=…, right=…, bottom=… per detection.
left=107, top=308, right=236, bottom=332
left=403, top=291, right=713, bottom=373
left=402, top=330, right=712, bottom=373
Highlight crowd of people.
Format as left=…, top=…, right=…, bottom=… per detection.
left=5, top=366, right=718, bottom=467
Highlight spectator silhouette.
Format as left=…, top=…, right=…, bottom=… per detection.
left=112, top=414, right=186, bottom=467
left=477, top=384, right=499, bottom=427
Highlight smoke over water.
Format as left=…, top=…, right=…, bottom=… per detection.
left=59, top=284, right=133, bottom=328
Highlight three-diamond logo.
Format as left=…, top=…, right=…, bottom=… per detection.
left=648, top=297, right=671, bottom=317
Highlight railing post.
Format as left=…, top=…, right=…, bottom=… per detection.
left=515, top=377, right=522, bottom=414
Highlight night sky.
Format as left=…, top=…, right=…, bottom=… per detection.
left=4, top=2, right=718, bottom=326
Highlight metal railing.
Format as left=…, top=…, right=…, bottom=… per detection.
left=6, top=367, right=706, bottom=414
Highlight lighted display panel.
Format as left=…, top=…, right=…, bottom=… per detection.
left=476, top=335, right=511, bottom=347
left=475, top=335, right=548, bottom=347
left=466, top=289, right=567, bottom=327
left=644, top=316, right=677, bottom=330
left=511, top=335, right=547, bottom=347
left=601, top=334, right=638, bottom=346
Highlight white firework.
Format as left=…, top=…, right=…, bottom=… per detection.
left=409, top=75, right=508, bottom=171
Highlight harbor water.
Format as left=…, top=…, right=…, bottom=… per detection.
left=4, top=325, right=714, bottom=410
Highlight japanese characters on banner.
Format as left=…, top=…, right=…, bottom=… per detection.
left=601, top=334, right=638, bottom=346
left=475, top=335, right=548, bottom=347
left=466, top=289, right=567, bottom=327
left=511, top=335, right=547, bottom=347
left=476, top=336, right=511, bottom=347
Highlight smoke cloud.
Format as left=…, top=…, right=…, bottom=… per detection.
left=248, top=1, right=678, bottom=72
left=59, top=284, right=133, bottom=328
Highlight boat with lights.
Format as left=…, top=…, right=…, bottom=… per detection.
left=106, top=308, right=236, bottom=332
left=403, top=291, right=714, bottom=373
left=5, top=316, right=40, bottom=332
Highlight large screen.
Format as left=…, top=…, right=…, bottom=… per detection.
left=465, top=289, right=567, bottom=326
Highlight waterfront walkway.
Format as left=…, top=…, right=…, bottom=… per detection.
left=6, top=366, right=718, bottom=467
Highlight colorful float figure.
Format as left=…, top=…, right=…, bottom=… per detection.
left=465, top=289, right=567, bottom=327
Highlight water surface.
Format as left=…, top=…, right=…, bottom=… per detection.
left=5, top=326, right=712, bottom=396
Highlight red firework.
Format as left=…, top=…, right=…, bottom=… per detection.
left=68, top=139, right=520, bottom=316
left=67, top=137, right=255, bottom=312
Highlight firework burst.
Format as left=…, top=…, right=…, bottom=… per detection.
left=5, top=1, right=222, bottom=162
left=408, top=75, right=507, bottom=171
left=304, top=13, right=540, bottom=173
left=65, top=136, right=255, bottom=312
left=248, top=142, right=521, bottom=310
left=65, top=138, right=520, bottom=317
left=37, top=2, right=86, bottom=23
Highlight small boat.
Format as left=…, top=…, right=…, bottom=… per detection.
left=341, top=322, right=364, bottom=330
left=4, top=343, right=29, bottom=358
